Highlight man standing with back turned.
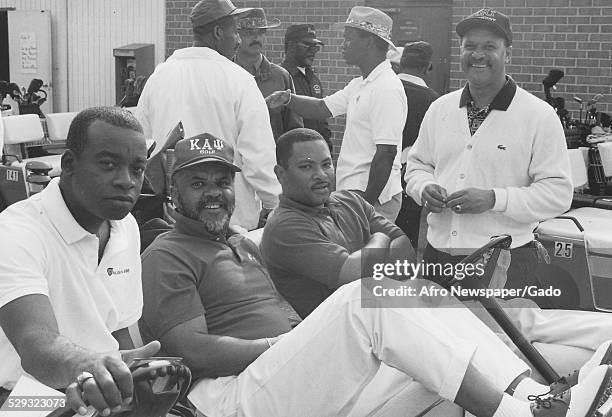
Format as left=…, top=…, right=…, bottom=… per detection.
left=395, top=41, right=440, bottom=247
left=136, top=0, right=280, bottom=230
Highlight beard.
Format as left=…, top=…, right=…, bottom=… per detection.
left=199, top=211, right=230, bottom=235
left=177, top=194, right=234, bottom=235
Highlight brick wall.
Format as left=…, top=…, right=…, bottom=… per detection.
left=451, top=0, right=612, bottom=117
left=165, top=0, right=365, bottom=154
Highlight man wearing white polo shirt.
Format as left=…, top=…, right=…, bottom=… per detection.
left=267, top=6, right=407, bottom=222
left=0, top=107, right=158, bottom=415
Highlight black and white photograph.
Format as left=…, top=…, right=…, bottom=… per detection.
left=0, top=1, right=611, bottom=416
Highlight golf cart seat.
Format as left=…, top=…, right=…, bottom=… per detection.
left=2, top=114, right=62, bottom=177
left=44, top=111, right=78, bottom=155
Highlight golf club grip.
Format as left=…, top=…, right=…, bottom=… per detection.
left=479, top=296, right=561, bottom=384
left=451, top=235, right=560, bottom=384
left=460, top=235, right=512, bottom=264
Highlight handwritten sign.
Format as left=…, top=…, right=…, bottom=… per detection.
left=19, top=32, right=37, bottom=73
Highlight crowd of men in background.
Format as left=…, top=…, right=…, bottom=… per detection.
left=2, top=1, right=612, bottom=417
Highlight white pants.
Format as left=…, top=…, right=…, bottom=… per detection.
left=188, top=279, right=529, bottom=417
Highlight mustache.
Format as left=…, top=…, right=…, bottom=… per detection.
left=249, top=41, right=262, bottom=47
left=198, top=197, right=229, bottom=211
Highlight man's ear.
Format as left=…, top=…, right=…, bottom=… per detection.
left=212, top=24, right=224, bottom=41
left=60, top=150, right=76, bottom=176
left=504, top=46, right=512, bottom=64
left=273, top=164, right=284, bottom=183
left=169, top=182, right=178, bottom=208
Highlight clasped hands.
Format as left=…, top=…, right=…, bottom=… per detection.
left=421, top=184, right=495, bottom=215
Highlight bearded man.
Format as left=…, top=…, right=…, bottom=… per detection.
left=138, top=133, right=292, bottom=365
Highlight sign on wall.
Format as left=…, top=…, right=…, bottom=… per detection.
left=19, top=32, right=37, bottom=73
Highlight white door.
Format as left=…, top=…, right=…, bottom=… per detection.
left=7, top=9, right=53, bottom=114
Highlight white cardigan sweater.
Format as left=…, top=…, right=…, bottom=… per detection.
left=405, top=84, right=572, bottom=253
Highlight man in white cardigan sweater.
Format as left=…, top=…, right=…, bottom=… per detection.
left=405, top=7, right=610, bottom=368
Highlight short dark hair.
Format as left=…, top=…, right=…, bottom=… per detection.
left=193, top=15, right=234, bottom=39
left=276, top=128, right=327, bottom=168
left=284, top=38, right=294, bottom=53
left=66, top=106, right=143, bottom=156
left=400, top=54, right=430, bottom=71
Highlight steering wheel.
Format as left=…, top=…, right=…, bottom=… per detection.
left=46, top=357, right=192, bottom=417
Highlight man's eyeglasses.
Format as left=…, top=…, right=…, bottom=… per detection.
left=296, top=42, right=321, bottom=52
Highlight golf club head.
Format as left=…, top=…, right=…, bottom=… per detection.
left=144, top=121, right=185, bottom=195
left=586, top=95, right=603, bottom=108
left=8, top=82, right=22, bottom=99
left=26, top=78, right=44, bottom=94
left=573, top=96, right=583, bottom=104
left=542, top=69, right=564, bottom=89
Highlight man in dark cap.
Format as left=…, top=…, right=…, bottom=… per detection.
left=136, top=0, right=281, bottom=231
left=281, top=24, right=332, bottom=152
left=403, top=8, right=611, bottom=360
left=406, top=7, right=572, bottom=285
left=395, top=41, right=440, bottom=248
left=235, top=9, right=303, bottom=140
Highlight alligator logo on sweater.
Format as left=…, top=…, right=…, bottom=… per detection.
left=107, top=267, right=130, bottom=277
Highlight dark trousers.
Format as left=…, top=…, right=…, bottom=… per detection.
left=395, top=193, right=422, bottom=249
left=423, top=243, right=579, bottom=309
left=422, top=243, right=539, bottom=290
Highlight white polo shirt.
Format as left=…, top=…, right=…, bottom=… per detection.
left=324, top=60, right=407, bottom=204
left=0, top=179, right=143, bottom=389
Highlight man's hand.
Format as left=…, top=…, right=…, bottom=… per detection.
left=65, top=341, right=160, bottom=416
left=258, top=207, right=274, bottom=228
left=265, top=333, right=287, bottom=348
left=446, top=188, right=495, bottom=214
left=421, top=184, right=448, bottom=213
left=368, top=231, right=391, bottom=246
left=265, top=89, right=291, bottom=109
